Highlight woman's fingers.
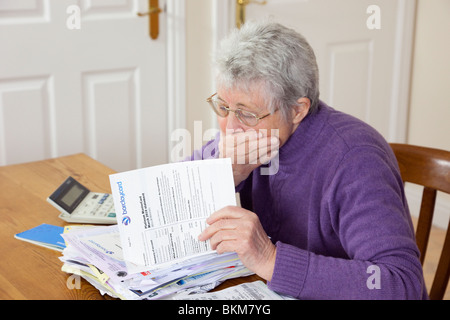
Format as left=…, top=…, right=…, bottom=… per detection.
left=197, top=205, right=276, bottom=281
left=219, top=130, right=279, bottom=164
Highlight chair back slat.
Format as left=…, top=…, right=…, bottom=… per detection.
left=415, top=187, right=436, bottom=265
left=429, top=219, right=450, bottom=300
left=390, top=143, right=450, bottom=300
left=391, top=144, right=450, bottom=193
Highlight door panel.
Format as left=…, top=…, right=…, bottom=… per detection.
left=328, top=40, right=373, bottom=122
left=0, top=0, right=49, bottom=24
left=239, top=0, right=415, bottom=142
left=0, top=0, right=171, bottom=172
left=82, top=68, right=139, bottom=172
left=0, top=76, right=53, bottom=164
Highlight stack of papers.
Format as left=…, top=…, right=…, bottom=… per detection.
left=173, top=281, right=288, bottom=300
left=59, top=159, right=290, bottom=299
left=60, top=224, right=253, bottom=300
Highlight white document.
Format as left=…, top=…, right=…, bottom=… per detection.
left=173, top=281, right=285, bottom=300
left=61, top=225, right=133, bottom=282
left=109, top=158, right=236, bottom=272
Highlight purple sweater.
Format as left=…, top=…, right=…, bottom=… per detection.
left=191, top=101, right=427, bottom=299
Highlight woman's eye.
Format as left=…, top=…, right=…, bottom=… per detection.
left=240, top=111, right=256, bottom=119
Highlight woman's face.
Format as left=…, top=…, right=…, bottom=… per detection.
left=216, top=85, right=299, bottom=147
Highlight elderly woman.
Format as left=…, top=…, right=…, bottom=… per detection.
left=194, top=20, right=426, bottom=299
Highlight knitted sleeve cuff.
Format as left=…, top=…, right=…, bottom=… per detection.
left=268, top=241, right=309, bottom=299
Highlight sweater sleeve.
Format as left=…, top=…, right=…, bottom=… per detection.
left=268, top=146, right=427, bottom=299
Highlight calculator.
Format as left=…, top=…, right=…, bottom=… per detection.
left=47, top=176, right=117, bottom=224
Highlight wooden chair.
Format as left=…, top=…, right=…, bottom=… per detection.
left=390, top=143, right=450, bottom=300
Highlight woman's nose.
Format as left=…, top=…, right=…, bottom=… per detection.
left=226, top=112, right=244, bottom=132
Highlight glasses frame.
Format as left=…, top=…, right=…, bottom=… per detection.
left=206, top=93, right=273, bottom=127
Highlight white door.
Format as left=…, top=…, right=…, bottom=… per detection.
left=0, top=0, right=184, bottom=172
left=228, top=0, right=415, bottom=143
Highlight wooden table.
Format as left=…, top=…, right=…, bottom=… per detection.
left=0, top=153, right=261, bottom=300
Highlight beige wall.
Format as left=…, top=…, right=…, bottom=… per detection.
left=408, top=0, right=450, bottom=151
left=186, top=0, right=215, bottom=146
left=407, top=0, right=450, bottom=229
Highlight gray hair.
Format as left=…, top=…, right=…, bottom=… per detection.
left=214, top=20, right=320, bottom=121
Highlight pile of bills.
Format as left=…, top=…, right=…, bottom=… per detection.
left=60, top=159, right=263, bottom=299
left=60, top=225, right=253, bottom=300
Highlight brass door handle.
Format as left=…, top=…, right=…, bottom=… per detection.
left=137, top=0, right=162, bottom=39
left=137, top=7, right=162, bottom=16
left=236, top=0, right=267, bottom=29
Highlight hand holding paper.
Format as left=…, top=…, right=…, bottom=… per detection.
left=198, top=206, right=276, bottom=281
left=109, top=158, right=237, bottom=271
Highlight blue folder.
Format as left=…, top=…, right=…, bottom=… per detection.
left=14, top=223, right=66, bottom=252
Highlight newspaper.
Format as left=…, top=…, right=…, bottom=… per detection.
left=109, top=158, right=236, bottom=273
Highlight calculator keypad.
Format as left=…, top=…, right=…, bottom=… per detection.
left=73, top=193, right=116, bottom=218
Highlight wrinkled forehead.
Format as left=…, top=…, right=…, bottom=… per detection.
left=216, top=81, right=272, bottom=111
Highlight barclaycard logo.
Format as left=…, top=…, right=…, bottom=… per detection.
left=122, top=216, right=131, bottom=226
left=117, top=181, right=131, bottom=226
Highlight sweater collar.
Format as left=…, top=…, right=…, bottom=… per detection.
left=277, top=100, right=329, bottom=164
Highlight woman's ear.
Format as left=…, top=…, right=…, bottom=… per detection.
left=291, top=97, right=311, bottom=125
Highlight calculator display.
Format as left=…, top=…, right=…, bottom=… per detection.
left=48, top=177, right=90, bottom=214
left=60, top=184, right=86, bottom=208
left=47, top=176, right=116, bottom=224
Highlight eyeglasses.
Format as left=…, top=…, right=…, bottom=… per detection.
left=206, top=93, right=275, bottom=127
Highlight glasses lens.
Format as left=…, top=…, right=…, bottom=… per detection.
left=236, top=109, right=258, bottom=126
left=210, top=99, right=229, bottom=117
